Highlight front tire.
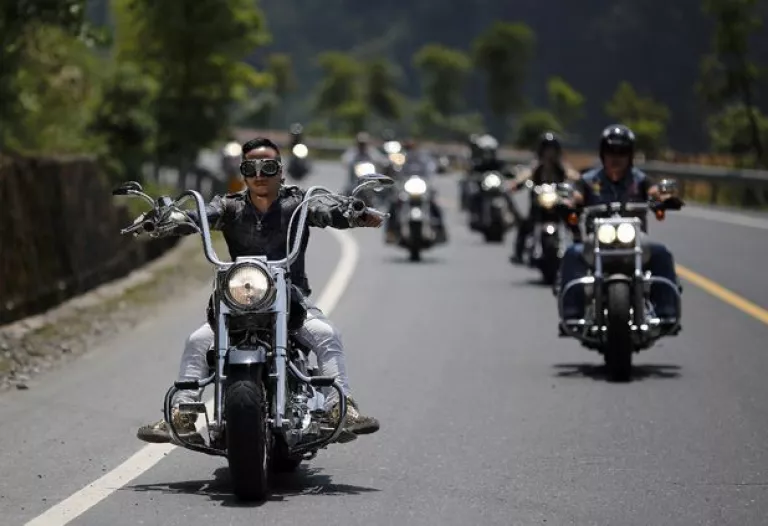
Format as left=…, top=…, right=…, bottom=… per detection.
left=604, top=282, right=633, bottom=382
left=225, top=372, right=270, bottom=501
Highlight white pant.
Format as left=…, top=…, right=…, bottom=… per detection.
left=174, top=303, right=351, bottom=410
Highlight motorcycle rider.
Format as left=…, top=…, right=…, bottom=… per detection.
left=509, top=132, right=580, bottom=264
left=137, top=137, right=382, bottom=445
left=558, top=124, right=682, bottom=325
left=466, top=134, right=517, bottom=228
left=341, top=131, right=388, bottom=185
left=289, top=122, right=304, bottom=147
left=384, top=138, right=448, bottom=244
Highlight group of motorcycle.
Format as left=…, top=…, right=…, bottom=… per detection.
left=344, top=133, right=449, bottom=262
left=461, top=133, right=684, bottom=382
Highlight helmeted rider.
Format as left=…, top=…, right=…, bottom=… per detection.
left=341, top=131, right=388, bottom=185
left=509, top=132, right=580, bottom=264
left=466, top=134, right=516, bottom=227
left=137, top=137, right=382, bottom=446
left=385, top=137, right=448, bottom=244
left=558, top=124, right=683, bottom=326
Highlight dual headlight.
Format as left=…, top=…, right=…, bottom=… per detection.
left=596, top=223, right=637, bottom=245
left=292, top=144, right=308, bottom=158
left=481, top=172, right=502, bottom=190
left=223, top=263, right=275, bottom=310
left=403, top=176, right=427, bottom=196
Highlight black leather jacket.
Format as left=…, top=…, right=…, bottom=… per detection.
left=180, top=185, right=354, bottom=296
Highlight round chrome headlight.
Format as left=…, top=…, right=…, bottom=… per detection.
left=537, top=190, right=558, bottom=209
left=481, top=173, right=502, bottom=190
left=404, top=176, right=427, bottom=195
left=292, top=143, right=308, bottom=158
left=354, top=162, right=376, bottom=177
left=223, top=263, right=274, bottom=310
left=616, top=223, right=636, bottom=244
left=596, top=224, right=617, bottom=245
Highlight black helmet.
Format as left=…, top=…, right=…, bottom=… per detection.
left=381, top=128, right=396, bottom=141
left=537, top=131, right=562, bottom=158
left=599, top=124, right=635, bottom=159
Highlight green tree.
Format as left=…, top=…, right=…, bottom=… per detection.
left=707, top=104, right=768, bottom=166
left=605, top=81, right=670, bottom=157
left=472, top=21, right=535, bottom=137
left=266, top=53, right=296, bottom=127
left=314, top=51, right=366, bottom=133
left=5, top=24, right=102, bottom=154
left=0, top=0, right=97, bottom=150
left=547, top=76, right=585, bottom=130
left=90, top=62, right=159, bottom=182
left=413, top=44, right=471, bottom=116
left=114, top=0, right=271, bottom=171
left=698, top=0, right=764, bottom=165
left=515, top=110, right=563, bottom=150
left=364, top=57, right=403, bottom=122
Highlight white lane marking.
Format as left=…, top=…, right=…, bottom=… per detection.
left=677, top=206, right=768, bottom=231
left=25, top=228, right=360, bottom=526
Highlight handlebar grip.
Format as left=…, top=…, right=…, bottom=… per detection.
left=142, top=220, right=156, bottom=232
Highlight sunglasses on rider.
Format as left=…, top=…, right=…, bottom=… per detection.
left=239, top=159, right=282, bottom=178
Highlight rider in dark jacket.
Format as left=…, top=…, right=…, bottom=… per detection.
left=509, top=132, right=580, bottom=264
left=136, top=137, right=382, bottom=446
left=466, top=135, right=516, bottom=227
left=558, top=125, right=683, bottom=326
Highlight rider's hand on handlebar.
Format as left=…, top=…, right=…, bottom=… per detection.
left=359, top=213, right=383, bottom=228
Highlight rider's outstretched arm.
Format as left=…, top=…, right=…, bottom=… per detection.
left=173, top=195, right=230, bottom=235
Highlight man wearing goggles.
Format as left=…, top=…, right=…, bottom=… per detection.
left=137, top=137, right=382, bottom=445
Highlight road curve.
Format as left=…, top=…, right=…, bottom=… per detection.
left=2, top=162, right=768, bottom=526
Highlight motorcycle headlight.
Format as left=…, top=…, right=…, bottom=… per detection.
left=223, top=142, right=242, bottom=158
left=596, top=224, right=617, bottom=245
left=616, top=223, right=637, bottom=244
left=223, top=263, right=275, bottom=310
left=389, top=153, right=405, bottom=166
left=404, top=176, right=427, bottom=195
left=481, top=173, right=502, bottom=190
left=292, top=144, right=308, bottom=158
left=383, top=141, right=402, bottom=154
left=354, top=162, right=376, bottom=177
left=537, top=191, right=558, bottom=209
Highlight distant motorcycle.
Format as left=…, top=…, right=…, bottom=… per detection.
left=557, top=179, right=684, bottom=381
left=388, top=174, right=445, bottom=261
left=470, top=171, right=514, bottom=243
left=287, top=143, right=311, bottom=181
left=522, top=180, right=574, bottom=284
left=346, top=158, right=381, bottom=206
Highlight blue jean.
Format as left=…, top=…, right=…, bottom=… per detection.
left=559, top=241, right=678, bottom=318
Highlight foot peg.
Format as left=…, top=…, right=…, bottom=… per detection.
left=175, top=379, right=201, bottom=390
left=178, top=402, right=207, bottom=414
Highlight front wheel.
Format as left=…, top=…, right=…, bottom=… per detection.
left=604, top=282, right=633, bottom=382
left=225, top=371, right=270, bottom=501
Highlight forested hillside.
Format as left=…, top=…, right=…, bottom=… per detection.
left=257, top=0, right=768, bottom=151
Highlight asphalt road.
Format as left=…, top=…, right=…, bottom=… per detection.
left=2, top=162, right=768, bottom=526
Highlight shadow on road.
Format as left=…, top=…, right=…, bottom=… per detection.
left=126, top=466, right=380, bottom=507
left=382, top=254, right=445, bottom=265
left=510, top=276, right=554, bottom=288
left=552, top=362, right=682, bottom=382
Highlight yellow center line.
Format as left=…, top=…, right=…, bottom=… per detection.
left=676, top=264, right=768, bottom=326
